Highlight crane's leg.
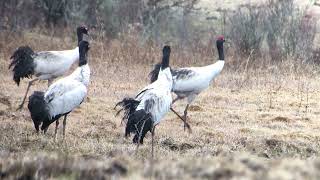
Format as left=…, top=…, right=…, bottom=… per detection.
left=54, top=120, right=59, bottom=141
left=170, top=107, right=192, bottom=133
left=149, top=126, right=156, bottom=178
left=47, top=79, right=53, bottom=87
left=17, top=78, right=38, bottom=110
left=172, top=97, right=181, bottom=105
left=151, top=126, right=156, bottom=160
left=43, top=126, right=49, bottom=134
left=170, top=96, right=192, bottom=132
left=183, top=104, right=190, bottom=131
left=62, top=115, right=67, bottom=141
left=135, top=118, right=147, bottom=155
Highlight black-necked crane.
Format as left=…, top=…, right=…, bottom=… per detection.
left=27, top=40, right=90, bottom=140
left=9, top=26, right=89, bottom=110
left=115, top=46, right=182, bottom=157
left=149, top=36, right=226, bottom=130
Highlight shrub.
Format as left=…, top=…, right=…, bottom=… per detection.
left=264, top=0, right=316, bottom=62
left=226, top=0, right=317, bottom=65
left=227, top=5, right=266, bottom=59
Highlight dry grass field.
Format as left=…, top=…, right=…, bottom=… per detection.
left=1, top=31, right=320, bottom=180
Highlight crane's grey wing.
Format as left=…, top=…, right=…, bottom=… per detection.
left=172, top=68, right=202, bottom=92
left=172, top=62, right=224, bottom=93
left=44, top=80, right=87, bottom=117
left=172, top=68, right=195, bottom=81
left=33, top=51, right=72, bottom=75
left=136, top=88, right=172, bottom=124
left=44, top=81, right=67, bottom=103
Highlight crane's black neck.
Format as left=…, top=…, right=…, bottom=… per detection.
left=216, top=40, right=224, bottom=61
left=161, top=46, right=171, bottom=69
left=161, top=54, right=170, bottom=69
left=77, top=31, right=84, bottom=45
left=79, top=45, right=88, bottom=66
left=79, top=51, right=87, bottom=66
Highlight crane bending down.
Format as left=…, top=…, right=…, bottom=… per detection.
left=149, top=36, right=226, bottom=129
left=115, top=46, right=184, bottom=157
left=9, top=26, right=89, bottom=110
left=27, top=40, right=90, bottom=140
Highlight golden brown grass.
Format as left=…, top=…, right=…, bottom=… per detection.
left=1, top=30, right=320, bottom=179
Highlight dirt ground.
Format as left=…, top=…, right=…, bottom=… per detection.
left=1, top=36, right=320, bottom=179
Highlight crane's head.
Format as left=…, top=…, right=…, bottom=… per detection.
left=163, top=45, right=171, bottom=55
left=77, top=25, right=89, bottom=35
left=77, top=26, right=89, bottom=45
left=216, top=35, right=225, bottom=60
left=216, top=35, right=225, bottom=43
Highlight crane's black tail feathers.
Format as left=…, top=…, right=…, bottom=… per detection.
left=9, top=46, right=35, bottom=86
left=114, top=98, right=140, bottom=123
left=126, top=109, right=153, bottom=144
left=148, top=63, right=162, bottom=83
left=28, top=91, right=51, bottom=132
left=115, top=98, right=153, bottom=144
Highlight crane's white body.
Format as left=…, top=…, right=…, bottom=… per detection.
left=172, top=60, right=224, bottom=103
left=33, top=47, right=80, bottom=80
left=44, top=64, right=90, bottom=118
left=12, top=27, right=88, bottom=110
left=135, top=67, right=173, bottom=125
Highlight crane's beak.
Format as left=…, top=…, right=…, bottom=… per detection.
left=85, top=27, right=89, bottom=35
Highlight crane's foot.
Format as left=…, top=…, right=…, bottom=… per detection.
left=183, top=116, right=192, bottom=133
left=16, top=103, right=24, bottom=111
left=184, top=122, right=192, bottom=134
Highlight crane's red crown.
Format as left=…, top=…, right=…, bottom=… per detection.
left=217, top=35, right=224, bottom=41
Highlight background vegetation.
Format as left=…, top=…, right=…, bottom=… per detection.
left=1, top=0, right=318, bottom=67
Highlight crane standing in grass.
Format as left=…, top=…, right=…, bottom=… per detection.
left=115, top=46, right=184, bottom=157
left=149, top=36, right=226, bottom=130
left=9, top=26, right=89, bottom=110
left=27, top=40, right=91, bottom=140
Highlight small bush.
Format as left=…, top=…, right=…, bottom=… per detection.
left=227, top=5, right=266, bottom=58
left=264, top=0, right=316, bottom=62
left=227, top=0, right=317, bottom=65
